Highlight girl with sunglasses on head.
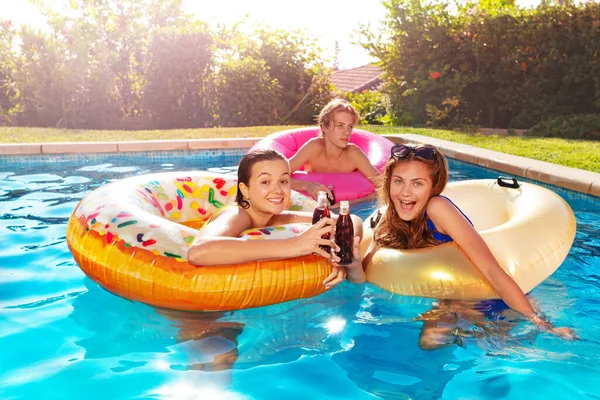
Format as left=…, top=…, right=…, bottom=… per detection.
left=348, top=143, right=576, bottom=342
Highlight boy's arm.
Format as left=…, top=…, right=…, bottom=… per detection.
left=350, top=145, right=380, bottom=179
left=289, top=139, right=333, bottom=200
left=289, top=139, right=316, bottom=173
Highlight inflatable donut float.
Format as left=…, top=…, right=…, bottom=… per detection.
left=66, top=171, right=331, bottom=311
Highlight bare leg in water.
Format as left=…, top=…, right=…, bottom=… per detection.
left=155, top=308, right=244, bottom=371
left=416, top=300, right=519, bottom=351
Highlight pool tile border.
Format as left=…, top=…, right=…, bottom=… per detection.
left=0, top=135, right=598, bottom=197
left=0, top=138, right=262, bottom=155
left=384, top=134, right=600, bottom=197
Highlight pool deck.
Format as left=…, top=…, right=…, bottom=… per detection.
left=0, top=134, right=598, bottom=197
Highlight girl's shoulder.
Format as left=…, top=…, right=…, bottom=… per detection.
left=426, top=195, right=473, bottom=228
left=208, top=205, right=251, bottom=226
left=426, top=196, right=455, bottom=217
left=196, top=205, right=253, bottom=238
left=428, top=195, right=451, bottom=207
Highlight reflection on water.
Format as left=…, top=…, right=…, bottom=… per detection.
left=1, top=153, right=600, bottom=399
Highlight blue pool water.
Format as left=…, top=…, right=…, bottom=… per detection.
left=1, top=150, right=599, bottom=399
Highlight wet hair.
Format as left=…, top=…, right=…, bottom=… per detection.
left=317, top=98, right=359, bottom=136
left=373, top=144, right=449, bottom=249
left=235, top=149, right=288, bottom=209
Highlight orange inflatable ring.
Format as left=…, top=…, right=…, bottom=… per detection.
left=66, top=171, right=331, bottom=311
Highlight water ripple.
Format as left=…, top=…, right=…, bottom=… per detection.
left=5, top=290, right=85, bottom=309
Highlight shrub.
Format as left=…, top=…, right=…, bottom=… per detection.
left=345, top=90, right=388, bottom=125
left=214, top=57, right=282, bottom=127
left=363, top=0, right=600, bottom=133
left=528, top=114, right=600, bottom=140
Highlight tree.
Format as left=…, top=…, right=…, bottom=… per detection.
left=215, top=57, right=282, bottom=127
left=0, top=20, right=17, bottom=125
left=216, top=23, right=334, bottom=126
left=143, top=24, right=214, bottom=129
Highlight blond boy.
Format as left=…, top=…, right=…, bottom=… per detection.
left=290, top=99, right=379, bottom=201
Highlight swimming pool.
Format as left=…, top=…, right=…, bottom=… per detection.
left=1, top=150, right=599, bottom=399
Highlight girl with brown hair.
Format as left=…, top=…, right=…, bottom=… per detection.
left=349, top=143, right=576, bottom=341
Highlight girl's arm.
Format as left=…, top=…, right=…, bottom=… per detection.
left=187, top=208, right=336, bottom=266
left=427, top=197, right=576, bottom=339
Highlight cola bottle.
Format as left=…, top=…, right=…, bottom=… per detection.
left=312, top=191, right=331, bottom=253
left=335, top=201, right=354, bottom=265
left=326, top=183, right=336, bottom=206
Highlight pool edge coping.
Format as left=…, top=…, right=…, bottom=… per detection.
left=386, top=134, right=600, bottom=197
left=0, top=138, right=262, bottom=155
left=0, top=135, right=598, bottom=197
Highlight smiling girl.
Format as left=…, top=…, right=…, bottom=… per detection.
left=350, top=143, right=576, bottom=339
left=187, top=149, right=359, bottom=289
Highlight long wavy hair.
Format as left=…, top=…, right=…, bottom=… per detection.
left=373, top=144, right=449, bottom=249
left=235, top=149, right=288, bottom=209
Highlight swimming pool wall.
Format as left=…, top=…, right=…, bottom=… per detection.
left=0, top=134, right=598, bottom=197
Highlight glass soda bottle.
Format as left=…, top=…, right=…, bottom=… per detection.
left=335, top=201, right=354, bottom=265
left=326, top=183, right=336, bottom=206
left=312, top=191, right=331, bottom=253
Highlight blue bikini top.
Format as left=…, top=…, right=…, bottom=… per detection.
left=425, top=196, right=473, bottom=243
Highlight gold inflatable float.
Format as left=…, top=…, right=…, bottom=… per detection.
left=360, top=179, right=576, bottom=299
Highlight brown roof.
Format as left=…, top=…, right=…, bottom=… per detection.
left=330, top=65, right=383, bottom=93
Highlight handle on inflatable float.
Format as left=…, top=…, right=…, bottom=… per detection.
left=497, top=176, right=520, bottom=189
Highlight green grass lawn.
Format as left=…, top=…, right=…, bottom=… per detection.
left=1, top=125, right=598, bottom=173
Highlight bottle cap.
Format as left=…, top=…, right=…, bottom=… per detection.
left=339, top=200, right=350, bottom=214
left=317, top=191, right=329, bottom=207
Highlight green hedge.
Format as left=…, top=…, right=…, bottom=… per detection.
left=371, top=1, right=600, bottom=134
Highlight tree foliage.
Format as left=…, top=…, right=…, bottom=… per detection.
left=0, top=0, right=333, bottom=130
left=363, top=0, right=600, bottom=132
left=215, top=57, right=282, bottom=127
left=0, top=21, right=17, bottom=125
left=144, top=25, right=214, bottom=129
left=215, top=24, right=333, bottom=126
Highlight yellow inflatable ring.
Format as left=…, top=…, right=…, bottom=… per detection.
left=360, top=179, right=576, bottom=300
left=66, top=171, right=331, bottom=311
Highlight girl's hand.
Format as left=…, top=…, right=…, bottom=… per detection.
left=548, top=327, right=578, bottom=340
left=323, top=264, right=347, bottom=290
left=529, top=314, right=578, bottom=340
left=333, top=236, right=366, bottom=283
left=291, top=217, right=337, bottom=259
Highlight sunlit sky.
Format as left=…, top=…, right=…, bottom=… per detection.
left=3, top=0, right=544, bottom=69
left=2, top=0, right=388, bottom=69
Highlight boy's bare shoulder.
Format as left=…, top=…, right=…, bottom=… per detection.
left=347, top=143, right=369, bottom=157
left=299, top=137, right=325, bottom=153
left=304, top=137, right=325, bottom=147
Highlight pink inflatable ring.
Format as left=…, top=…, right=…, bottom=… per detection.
left=249, top=127, right=394, bottom=202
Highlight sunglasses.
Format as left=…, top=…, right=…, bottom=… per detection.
left=390, top=144, right=437, bottom=160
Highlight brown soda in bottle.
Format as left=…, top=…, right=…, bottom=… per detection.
left=326, top=183, right=336, bottom=206
left=312, top=191, right=331, bottom=253
left=335, top=201, right=354, bottom=265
